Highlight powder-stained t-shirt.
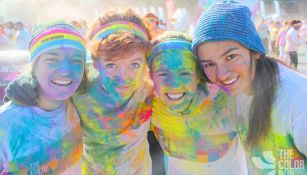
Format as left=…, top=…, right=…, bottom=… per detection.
left=0, top=100, right=83, bottom=175
left=151, top=86, right=248, bottom=175
left=237, top=63, right=307, bottom=175
left=73, top=78, right=153, bottom=175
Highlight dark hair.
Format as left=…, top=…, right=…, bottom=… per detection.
left=246, top=53, right=279, bottom=148
left=290, top=20, right=302, bottom=26
left=149, top=32, right=207, bottom=87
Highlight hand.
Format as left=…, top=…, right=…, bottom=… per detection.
left=4, top=74, right=38, bottom=106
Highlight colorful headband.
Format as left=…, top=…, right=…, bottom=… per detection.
left=29, top=22, right=87, bottom=63
left=89, top=21, right=148, bottom=41
left=148, top=39, right=193, bottom=65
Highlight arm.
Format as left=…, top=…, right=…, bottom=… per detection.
left=4, top=74, right=38, bottom=106
left=291, top=94, right=307, bottom=156
left=0, top=136, right=9, bottom=174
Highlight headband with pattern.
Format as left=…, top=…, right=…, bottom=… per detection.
left=29, top=22, right=87, bottom=63
left=89, top=21, right=148, bottom=41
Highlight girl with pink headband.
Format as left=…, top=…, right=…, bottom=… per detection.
left=0, top=21, right=87, bottom=174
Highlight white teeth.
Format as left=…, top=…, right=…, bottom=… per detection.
left=222, top=76, right=239, bottom=85
left=167, top=93, right=184, bottom=100
left=52, top=79, right=72, bottom=85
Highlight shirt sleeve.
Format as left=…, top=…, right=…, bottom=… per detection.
left=291, top=93, right=307, bottom=156
left=0, top=138, right=9, bottom=174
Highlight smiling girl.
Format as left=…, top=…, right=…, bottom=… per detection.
left=192, top=2, right=307, bottom=174
left=0, top=22, right=87, bottom=174
left=3, top=10, right=153, bottom=175
left=72, top=10, right=153, bottom=175
left=148, top=32, right=248, bottom=175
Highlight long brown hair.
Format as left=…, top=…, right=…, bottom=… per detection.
left=246, top=53, right=279, bottom=148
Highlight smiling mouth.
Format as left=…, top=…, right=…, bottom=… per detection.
left=221, top=76, right=239, bottom=85
left=51, top=79, right=73, bottom=86
left=166, top=92, right=185, bottom=100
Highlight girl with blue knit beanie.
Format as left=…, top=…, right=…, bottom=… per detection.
left=149, top=31, right=248, bottom=175
left=192, top=2, right=307, bottom=175
left=0, top=21, right=87, bottom=174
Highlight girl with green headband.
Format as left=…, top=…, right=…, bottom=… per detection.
left=148, top=31, right=248, bottom=175
left=193, top=2, right=307, bottom=174
left=0, top=21, right=88, bottom=174
left=4, top=9, right=154, bottom=175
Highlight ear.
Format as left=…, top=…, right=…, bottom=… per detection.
left=254, top=53, right=261, bottom=59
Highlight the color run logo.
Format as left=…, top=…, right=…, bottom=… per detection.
left=30, top=161, right=49, bottom=175
left=252, top=150, right=305, bottom=175
left=278, top=149, right=305, bottom=175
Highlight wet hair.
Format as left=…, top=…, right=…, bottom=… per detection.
left=246, top=53, right=279, bottom=148
left=88, top=9, right=152, bottom=61
left=149, top=32, right=207, bottom=88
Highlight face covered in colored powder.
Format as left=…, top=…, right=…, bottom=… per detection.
left=33, top=47, right=84, bottom=101
left=151, top=50, right=200, bottom=113
left=197, top=41, right=256, bottom=96
left=95, top=49, right=146, bottom=102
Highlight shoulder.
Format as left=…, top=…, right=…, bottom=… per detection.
left=0, top=102, right=32, bottom=140
left=278, top=64, right=307, bottom=96
left=0, top=102, right=30, bottom=123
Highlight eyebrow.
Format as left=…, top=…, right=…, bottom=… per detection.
left=156, top=68, right=169, bottom=73
left=155, top=67, right=192, bottom=73
left=200, top=47, right=239, bottom=63
left=45, top=52, right=60, bottom=56
left=132, top=58, right=143, bottom=62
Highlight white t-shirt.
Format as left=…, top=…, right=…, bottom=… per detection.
left=285, top=27, right=304, bottom=52
left=237, top=63, right=307, bottom=175
left=0, top=100, right=82, bottom=175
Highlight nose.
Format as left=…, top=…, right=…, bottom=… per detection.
left=167, top=75, right=181, bottom=88
left=116, top=67, right=129, bottom=85
left=57, top=58, right=70, bottom=75
left=216, top=64, right=231, bottom=81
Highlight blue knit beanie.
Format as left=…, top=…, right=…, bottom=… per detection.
left=192, top=2, right=266, bottom=55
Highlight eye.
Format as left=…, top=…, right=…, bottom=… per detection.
left=45, top=57, right=58, bottom=63
left=179, top=72, right=191, bottom=76
left=202, top=62, right=215, bottom=69
left=71, top=57, right=83, bottom=64
left=157, top=72, right=168, bottom=77
left=105, top=63, right=116, bottom=69
left=130, top=62, right=140, bottom=69
left=226, top=54, right=238, bottom=61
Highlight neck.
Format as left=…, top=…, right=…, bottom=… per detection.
left=37, top=88, right=64, bottom=111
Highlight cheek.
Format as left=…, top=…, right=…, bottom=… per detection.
left=203, top=69, right=216, bottom=81
left=234, top=60, right=252, bottom=78
left=70, top=65, right=84, bottom=80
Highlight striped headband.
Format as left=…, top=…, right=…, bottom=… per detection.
left=89, top=21, right=148, bottom=41
left=148, top=39, right=193, bottom=65
left=29, top=22, right=87, bottom=63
